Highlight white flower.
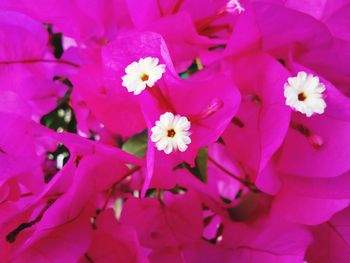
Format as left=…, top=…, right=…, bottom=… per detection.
left=226, top=0, right=245, bottom=14
left=284, top=71, right=326, bottom=117
left=121, top=57, right=166, bottom=95
left=151, top=112, right=191, bottom=154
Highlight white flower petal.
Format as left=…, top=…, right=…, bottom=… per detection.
left=284, top=71, right=326, bottom=117
left=121, top=57, right=166, bottom=95
left=151, top=112, right=191, bottom=154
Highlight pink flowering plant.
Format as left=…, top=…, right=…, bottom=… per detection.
left=1, top=0, right=350, bottom=262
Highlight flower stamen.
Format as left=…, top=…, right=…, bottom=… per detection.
left=290, top=122, right=324, bottom=149
left=167, top=129, right=176, bottom=138
left=141, top=73, right=149, bottom=82
left=298, top=92, right=306, bottom=101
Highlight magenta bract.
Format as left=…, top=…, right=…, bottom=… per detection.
left=1, top=1, right=350, bottom=262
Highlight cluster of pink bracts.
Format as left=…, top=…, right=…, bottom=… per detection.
left=1, top=0, right=350, bottom=262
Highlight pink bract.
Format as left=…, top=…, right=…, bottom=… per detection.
left=1, top=1, right=350, bottom=262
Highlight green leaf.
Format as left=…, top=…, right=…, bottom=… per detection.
left=178, top=58, right=203, bottom=80
left=179, top=71, right=190, bottom=80
left=195, top=147, right=208, bottom=183
left=173, top=147, right=208, bottom=183
left=228, top=192, right=260, bottom=221
left=122, top=130, right=148, bottom=158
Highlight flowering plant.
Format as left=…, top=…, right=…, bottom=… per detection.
left=1, top=0, right=350, bottom=262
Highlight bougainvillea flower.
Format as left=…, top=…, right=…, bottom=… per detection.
left=139, top=62, right=240, bottom=193
left=120, top=192, right=203, bottom=249
left=2, top=0, right=350, bottom=262
left=271, top=173, right=350, bottom=225
left=220, top=52, right=291, bottom=194
left=100, top=31, right=240, bottom=193
left=0, top=11, right=67, bottom=119
left=82, top=209, right=148, bottom=263
left=122, top=57, right=166, bottom=95
left=0, top=112, right=144, bottom=261
left=0, top=0, right=133, bottom=46
left=0, top=113, right=56, bottom=194
left=219, top=215, right=312, bottom=262
left=126, top=9, right=225, bottom=71
left=223, top=8, right=350, bottom=226
left=305, top=206, right=350, bottom=262
left=276, top=62, right=350, bottom=179
left=284, top=71, right=326, bottom=117
left=151, top=112, right=192, bottom=154
left=71, top=48, right=146, bottom=137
